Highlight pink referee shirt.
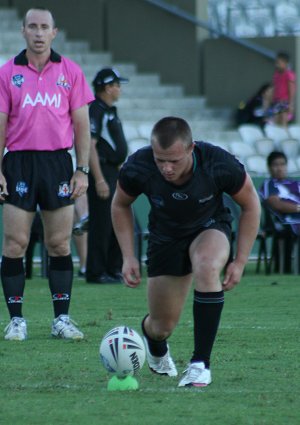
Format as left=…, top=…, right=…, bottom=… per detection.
left=0, top=50, right=94, bottom=151
left=273, top=68, right=296, bottom=102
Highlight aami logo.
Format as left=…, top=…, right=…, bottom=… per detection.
left=22, top=92, right=61, bottom=108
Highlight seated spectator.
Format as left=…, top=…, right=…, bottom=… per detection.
left=236, top=83, right=273, bottom=128
left=259, top=151, right=300, bottom=272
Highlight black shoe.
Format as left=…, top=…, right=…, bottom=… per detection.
left=109, top=272, right=124, bottom=283
left=78, top=270, right=86, bottom=278
left=86, top=273, right=122, bottom=284
left=73, top=216, right=89, bottom=236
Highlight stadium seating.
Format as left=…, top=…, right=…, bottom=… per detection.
left=279, top=138, right=300, bottom=158
left=238, top=124, right=265, bottom=145
left=264, top=124, right=290, bottom=147
left=245, top=154, right=268, bottom=176
left=254, top=138, right=275, bottom=156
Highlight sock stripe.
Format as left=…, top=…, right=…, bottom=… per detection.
left=194, top=295, right=224, bottom=304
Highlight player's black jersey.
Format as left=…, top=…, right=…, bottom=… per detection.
left=119, top=142, right=246, bottom=240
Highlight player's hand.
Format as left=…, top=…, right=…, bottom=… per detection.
left=222, top=260, right=245, bottom=292
left=70, top=171, right=88, bottom=199
left=95, top=180, right=110, bottom=199
left=122, top=257, right=141, bottom=288
left=0, top=173, right=8, bottom=201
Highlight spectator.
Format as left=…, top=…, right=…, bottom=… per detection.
left=86, top=68, right=129, bottom=284
left=271, top=51, right=296, bottom=127
left=0, top=7, right=94, bottom=341
left=259, top=151, right=300, bottom=273
left=236, top=83, right=273, bottom=128
left=111, top=116, right=261, bottom=387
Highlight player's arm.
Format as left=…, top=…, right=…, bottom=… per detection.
left=0, top=112, right=8, bottom=199
left=222, top=174, right=261, bottom=291
left=90, top=136, right=110, bottom=199
left=70, top=105, right=91, bottom=198
left=111, top=182, right=140, bottom=287
left=266, top=195, right=300, bottom=214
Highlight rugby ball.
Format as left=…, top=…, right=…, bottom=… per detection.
left=99, top=326, right=146, bottom=378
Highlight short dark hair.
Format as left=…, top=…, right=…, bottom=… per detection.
left=151, top=117, right=193, bottom=149
left=267, top=151, right=287, bottom=167
left=276, top=51, right=290, bottom=63
left=23, top=7, right=56, bottom=28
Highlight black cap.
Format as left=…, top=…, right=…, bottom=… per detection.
left=92, top=67, right=129, bottom=88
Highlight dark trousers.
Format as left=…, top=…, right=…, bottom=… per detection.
left=86, top=163, right=122, bottom=279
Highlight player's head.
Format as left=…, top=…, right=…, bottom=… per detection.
left=151, top=117, right=193, bottom=150
left=267, top=151, right=288, bottom=180
left=151, top=117, right=194, bottom=183
left=22, top=8, right=57, bottom=54
left=275, top=51, right=290, bottom=72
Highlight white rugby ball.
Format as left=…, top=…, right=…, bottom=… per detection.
left=100, top=326, right=146, bottom=378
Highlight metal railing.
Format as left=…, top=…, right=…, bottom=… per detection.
left=144, top=0, right=276, bottom=60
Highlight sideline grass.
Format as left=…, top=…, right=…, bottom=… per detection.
left=0, top=264, right=299, bottom=425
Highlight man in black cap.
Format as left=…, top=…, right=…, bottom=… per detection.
left=86, top=68, right=129, bottom=283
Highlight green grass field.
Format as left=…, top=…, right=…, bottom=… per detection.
left=0, top=263, right=299, bottom=425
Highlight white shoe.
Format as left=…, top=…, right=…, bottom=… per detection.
left=4, top=317, right=27, bottom=341
left=51, top=315, right=84, bottom=340
left=143, top=336, right=178, bottom=377
left=178, top=362, right=212, bottom=387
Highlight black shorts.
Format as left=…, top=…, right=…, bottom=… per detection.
left=2, top=150, right=74, bottom=212
left=146, top=221, right=232, bottom=277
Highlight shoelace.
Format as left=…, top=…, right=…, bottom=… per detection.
left=183, top=364, right=205, bottom=381
left=158, top=354, right=174, bottom=371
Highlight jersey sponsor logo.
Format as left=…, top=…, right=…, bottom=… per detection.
left=52, top=293, right=70, bottom=301
left=150, top=195, right=164, bottom=207
left=198, top=194, right=213, bottom=204
left=58, top=182, right=70, bottom=198
left=22, top=92, right=61, bottom=108
left=56, top=74, right=71, bottom=89
left=12, top=74, right=24, bottom=88
left=16, top=181, right=29, bottom=197
left=172, top=192, right=188, bottom=201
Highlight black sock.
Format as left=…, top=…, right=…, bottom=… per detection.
left=48, top=255, right=73, bottom=318
left=191, top=290, right=224, bottom=369
left=1, top=256, right=25, bottom=318
left=141, top=314, right=168, bottom=357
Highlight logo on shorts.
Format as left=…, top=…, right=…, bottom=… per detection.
left=52, top=293, right=70, bottom=301
left=16, top=181, right=28, bottom=197
left=12, top=74, right=24, bottom=88
left=56, top=74, right=71, bottom=89
left=58, top=182, right=70, bottom=197
left=172, top=192, right=188, bottom=201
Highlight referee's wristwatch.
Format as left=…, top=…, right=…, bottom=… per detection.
left=76, top=166, right=90, bottom=175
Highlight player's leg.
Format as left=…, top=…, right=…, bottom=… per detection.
left=41, top=205, right=83, bottom=340
left=1, top=204, right=34, bottom=340
left=179, top=228, right=230, bottom=387
left=142, top=274, right=193, bottom=376
left=73, top=195, right=88, bottom=277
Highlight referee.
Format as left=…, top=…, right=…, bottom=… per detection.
left=0, top=8, right=94, bottom=340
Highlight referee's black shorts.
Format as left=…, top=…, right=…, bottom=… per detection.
left=146, top=221, right=232, bottom=277
left=2, top=150, right=74, bottom=212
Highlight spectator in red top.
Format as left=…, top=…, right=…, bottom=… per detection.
left=272, top=51, right=296, bottom=127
